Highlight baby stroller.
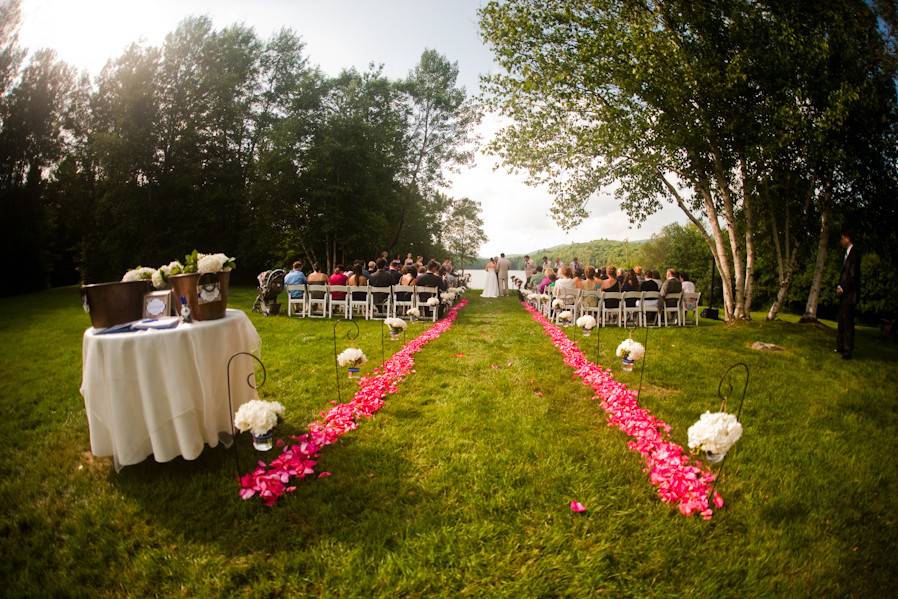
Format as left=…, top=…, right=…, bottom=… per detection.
left=253, top=269, right=286, bottom=316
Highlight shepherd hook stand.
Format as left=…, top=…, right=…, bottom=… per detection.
left=333, top=319, right=360, bottom=404
left=624, top=321, right=651, bottom=400
left=226, top=351, right=267, bottom=475
left=708, top=362, right=750, bottom=498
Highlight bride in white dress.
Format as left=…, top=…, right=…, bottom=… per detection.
left=481, top=258, right=500, bottom=298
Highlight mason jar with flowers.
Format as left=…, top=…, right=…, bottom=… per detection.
left=337, top=347, right=367, bottom=379
left=615, top=338, right=645, bottom=372
left=234, top=399, right=285, bottom=451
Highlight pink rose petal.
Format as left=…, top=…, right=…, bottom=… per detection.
left=570, top=500, right=587, bottom=513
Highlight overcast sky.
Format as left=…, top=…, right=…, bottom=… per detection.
left=19, top=0, right=684, bottom=256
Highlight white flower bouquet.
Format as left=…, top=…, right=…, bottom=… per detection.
left=558, top=310, right=573, bottom=325
left=182, top=249, right=236, bottom=274
left=151, top=260, right=184, bottom=289
left=385, top=317, right=407, bottom=339
left=552, top=298, right=564, bottom=308
left=576, top=315, right=596, bottom=336
left=426, top=297, right=440, bottom=307
left=687, top=411, right=743, bottom=462
left=234, top=399, right=285, bottom=450
left=337, top=347, right=367, bottom=368
left=337, top=347, right=367, bottom=378
left=616, top=338, right=645, bottom=371
left=122, top=266, right=158, bottom=284
left=406, top=307, right=420, bottom=319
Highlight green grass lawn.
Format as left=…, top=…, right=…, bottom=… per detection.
left=1, top=287, right=896, bottom=597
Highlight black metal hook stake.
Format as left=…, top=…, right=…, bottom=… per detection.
left=333, top=319, right=361, bottom=404
left=633, top=322, right=650, bottom=401
left=226, top=351, right=267, bottom=475
left=707, top=362, right=750, bottom=500
left=594, top=319, right=601, bottom=365
left=380, top=321, right=386, bottom=370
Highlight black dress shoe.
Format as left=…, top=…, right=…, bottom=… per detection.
left=833, top=349, right=844, bottom=354
left=842, top=352, right=852, bottom=360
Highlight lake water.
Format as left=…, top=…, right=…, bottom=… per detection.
left=462, top=270, right=527, bottom=290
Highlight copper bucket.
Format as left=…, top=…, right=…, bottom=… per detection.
left=170, top=271, right=230, bottom=321
left=81, top=280, right=153, bottom=328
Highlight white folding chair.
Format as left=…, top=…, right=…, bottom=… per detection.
left=392, top=285, right=416, bottom=318
left=347, top=286, right=370, bottom=320
left=662, top=292, right=682, bottom=327
left=601, top=292, right=623, bottom=327
left=641, top=291, right=661, bottom=327
left=415, top=286, right=439, bottom=322
left=306, top=284, right=328, bottom=318
left=578, top=289, right=602, bottom=323
left=622, top=291, right=643, bottom=326
left=368, top=286, right=392, bottom=320
left=553, top=287, right=579, bottom=324
left=682, top=292, right=701, bottom=326
left=328, top=285, right=350, bottom=319
left=285, top=284, right=307, bottom=318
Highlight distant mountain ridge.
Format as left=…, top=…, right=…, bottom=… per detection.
left=464, top=238, right=648, bottom=270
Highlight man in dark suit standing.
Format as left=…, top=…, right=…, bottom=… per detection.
left=836, top=228, right=861, bottom=360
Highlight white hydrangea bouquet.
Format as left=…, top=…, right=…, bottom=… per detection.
left=616, top=338, right=645, bottom=371
left=385, top=317, right=407, bottom=340
left=426, top=297, right=440, bottom=307
left=687, top=411, right=743, bottom=463
left=558, top=310, right=573, bottom=326
left=234, top=399, right=285, bottom=451
left=151, top=260, right=184, bottom=289
left=552, top=298, right=564, bottom=309
left=406, top=307, right=421, bottom=320
left=183, top=249, right=236, bottom=274
left=576, top=314, right=596, bottom=336
left=122, top=266, right=162, bottom=287
left=337, top=347, right=367, bottom=378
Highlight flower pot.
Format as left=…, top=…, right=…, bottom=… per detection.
left=621, top=357, right=635, bottom=372
left=347, top=367, right=361, bottom=379
left=582, top=327, right=592, bottom=337
left=251, top=429, right=274, bottom=451
left=81, top=280, right=153, bottom=328
left=170, top=271, right=230, bottom=321
left=704, top=450, right=726, bottom=464
left=389, top=329, right=401, bottom=341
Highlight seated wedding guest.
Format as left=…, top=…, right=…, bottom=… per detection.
left=368, top=259, right=394, bottom=314
left=405, top=253, right=414, bottom=266
left=621, top=270, right=641, bottom=307
left=660, top=268, right=683, bottom=307
left=539, top=272, right=556, bottom=294
left=328, top=264, right=349, bottom=300
left=600, top=265, right=620, bottom=308
left=416, top=255, right=425, bottom=267
left=307, top=264, right=328, bottom=284
left=284, top=261, right=307, bottom=299
left=387, top=260, right=402, bottom=284
left=633, top=265, right=644, bottom=282
left=599, top=266, right=608, bottom=280
left=400, top=265, right=417, bottom=286
left=581, top=267, right=601, bottom=306
left=364, top=260, right=376, bottom=277
left=553, top=266, right=578, bottom=294
left=538, top=268, right=554, bottom=293
left=640, top=273, right=660, bottom=293
left=651, top=270, right=663, bottom=289
left=347, top=262, right=368, bottom=301
left=416, top=260, right=447, bottom=292
left=528, top=266, right=544, bottom=290
left=680, top=272, right=696, bottom=293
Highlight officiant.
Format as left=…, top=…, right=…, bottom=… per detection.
left=836, top=227, right=861, bottom=360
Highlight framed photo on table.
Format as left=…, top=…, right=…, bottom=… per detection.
left=143, top=291, right=173, bottom=318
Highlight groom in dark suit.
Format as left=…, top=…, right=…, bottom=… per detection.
left=836, top=227, right=861, bottom=359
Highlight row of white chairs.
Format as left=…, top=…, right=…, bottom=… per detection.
left=285, top=284, right=457, bottom=321
left=526, top=289, right=702, bottom=327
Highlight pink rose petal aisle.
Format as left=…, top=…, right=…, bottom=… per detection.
left=240, top=299, right=469, bottom=506
left=522, top=302, right=723, bottom=519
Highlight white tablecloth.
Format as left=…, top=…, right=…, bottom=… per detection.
left=80, top=309, right=261, bottom=470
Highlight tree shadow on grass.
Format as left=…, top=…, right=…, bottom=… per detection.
left=111, top=435, right=431, bottom=556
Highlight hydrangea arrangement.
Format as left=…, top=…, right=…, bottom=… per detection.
left=183, top=249, right=236, bottom=274
left=384, top=317, right=407, bottom=332
left=406, top=307, right=421, bottom=319
left=576, top=315, right=596, bottom=329
left=122, top=266, right=162, bottom=287
left=234, top=399, right=285, bottom=436
left=616, top=338, right=646, bottom=361
left=336, top=347, right=367, bottom=368
left=687, top=411, right=743, bottom=461
left=426, top=297, right=440, bottom=307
